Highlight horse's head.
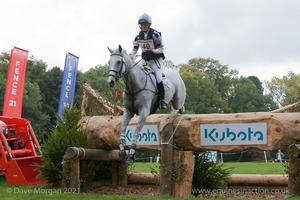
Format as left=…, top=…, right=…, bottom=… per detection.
left=107, top=45, right=127, bottom=87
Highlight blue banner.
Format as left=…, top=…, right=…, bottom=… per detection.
left=57, top=53, right=79, bottom=121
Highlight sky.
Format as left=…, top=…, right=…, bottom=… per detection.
left=1, top=0, right=300, bottom=83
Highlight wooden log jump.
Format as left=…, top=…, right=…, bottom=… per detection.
left=81, top=112, right=300, bottom=152
left=62, top=147, right=128, bottom=191
left=76, top=113, right=300, bottom=197
left=63, top=147, right=123, bottom=161
left=128, top=173, right=288, bottom=187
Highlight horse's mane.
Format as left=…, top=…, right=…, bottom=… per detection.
left=122, top=50, right=128, bottom=55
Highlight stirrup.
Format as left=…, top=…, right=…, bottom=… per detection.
left=160, top=100, right=168, bottom=109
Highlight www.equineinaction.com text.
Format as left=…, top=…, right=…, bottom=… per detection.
left=192, top=187, right=289, bottom=195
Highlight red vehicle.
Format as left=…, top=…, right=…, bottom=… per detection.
left=0, top=116, right=46, bottom=185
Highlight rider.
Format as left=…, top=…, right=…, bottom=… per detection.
left=129, top=13, right=168, bottom=109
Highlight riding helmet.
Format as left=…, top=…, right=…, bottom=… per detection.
left=138, top=13, right=152, bottom=25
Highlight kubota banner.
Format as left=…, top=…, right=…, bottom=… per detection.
left=57, top=52, right=79, bottom=121
left=2, top=47, right=29, bottom=118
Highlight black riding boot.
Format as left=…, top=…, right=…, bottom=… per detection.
left=157, top=82, right=168, bottom=109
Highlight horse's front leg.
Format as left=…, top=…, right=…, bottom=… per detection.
left=127, top=108, right=149, bottom=162
left=119, top=109, right=134, bottom=159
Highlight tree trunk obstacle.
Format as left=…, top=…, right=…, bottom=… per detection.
left=77, top=84, right=300, bottom=197
left=61, top=146, right=289, bottom=196
left=76, top=112, right=300, bottom=196
left=62, top=147, right=127, bottom=191
left=61, top=111, right=300, bottom=197
left=81, top=112, right=300, bottom=152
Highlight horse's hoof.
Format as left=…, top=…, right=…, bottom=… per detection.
left=160, top=100, right=168, bottom=109
left=118, top=150, right=127, bottom=159
left=178, top=106, right=185, bottom=114
left=127, top=154, right=135, bottom=163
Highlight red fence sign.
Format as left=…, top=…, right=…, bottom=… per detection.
left=2, top=47, right=28, bottom=118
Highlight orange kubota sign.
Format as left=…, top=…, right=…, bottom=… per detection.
left=2, top=47, right=28, bottom=118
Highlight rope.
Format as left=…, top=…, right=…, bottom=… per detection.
left=160, top=114, right=184, bottom=149
left=294, top=144, right=300, bottom=150
left=79, top=147, right=86, bottom=159
left=73, top=147, right=80, bottom=159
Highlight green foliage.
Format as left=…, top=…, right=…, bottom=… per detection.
left=180, top=64, right=230, bottom=113
left=22, top=81, right=50, bottom=140
left=228, top=77, right=277, bottom=112
left=187, top=57, right=239, bottom=101
left=81, top=65, right=124, bottom=116
left=192, top=152, right=232, bottom=196
left=38, top=107, right=92, bottom=186
left=266, top=72, right=300, bottom=108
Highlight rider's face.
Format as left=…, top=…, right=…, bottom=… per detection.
left=140, top=23, right=150, bottom=32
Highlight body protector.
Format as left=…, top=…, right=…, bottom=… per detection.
left=130, top=28, right=165, bottom=61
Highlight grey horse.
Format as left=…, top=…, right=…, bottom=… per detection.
left=107, top=45, right=186, bottom=162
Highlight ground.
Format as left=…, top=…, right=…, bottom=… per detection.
left=83, top=183, right=288, bottom=199
left=83, top=183, right=159, bottom=196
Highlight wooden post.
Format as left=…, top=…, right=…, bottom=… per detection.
left=171, top=150, right=194, bottom=197
left=160, top=123, right=174, bottom=196
left=112, top=160, right=128, bottom=186
left=69, top=159, right=80, bottom=192
left=61, top=158, right=71, bottom=189
left=63, top=147, right=127, bottom=192
left=288, top=144, right=300, bottom=196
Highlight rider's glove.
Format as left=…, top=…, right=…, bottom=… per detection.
left=142, top=51, right=154, bottom=61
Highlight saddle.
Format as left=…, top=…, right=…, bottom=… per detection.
left=142, top=65, right=166, bottom=78
left=143, top=65, right=154, bottom=73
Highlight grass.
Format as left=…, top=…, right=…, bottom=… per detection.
left=0, top=162, right=291, bottom=200
left=0, top=175, right=182, bottom=200
left=130, top=161, right=287, bottom=175
left=223, top=162, right=287, bottom=174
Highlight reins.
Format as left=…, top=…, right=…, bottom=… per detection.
left=109, top=52, right=156, bottom=95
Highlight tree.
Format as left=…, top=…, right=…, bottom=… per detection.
left=229, top=77, right=277, bottom=112
left=187, top=57, right=239, bottom=101
left=265, top=72, right=300, bottom=107
left=41, top=67, right=63, bottom=126
left=0, top=51, right=10, bottom=112
left=22, top=81, right=50, bottom=140
left=180, top=64, right=230, bottom=114
left=38, top=107, right=94, bottom=186
left=248, top=75, right=263, bottom=94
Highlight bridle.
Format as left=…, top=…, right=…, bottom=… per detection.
left=108, top=51, right=155, bottom=95
left=108, top=52, right=142, bottom=82
left=108, top=52, right=126, bottom=82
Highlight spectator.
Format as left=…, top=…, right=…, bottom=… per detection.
left=156, top=153, right=160, bottom=163
left=276, top=149, right=285, bottom=162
